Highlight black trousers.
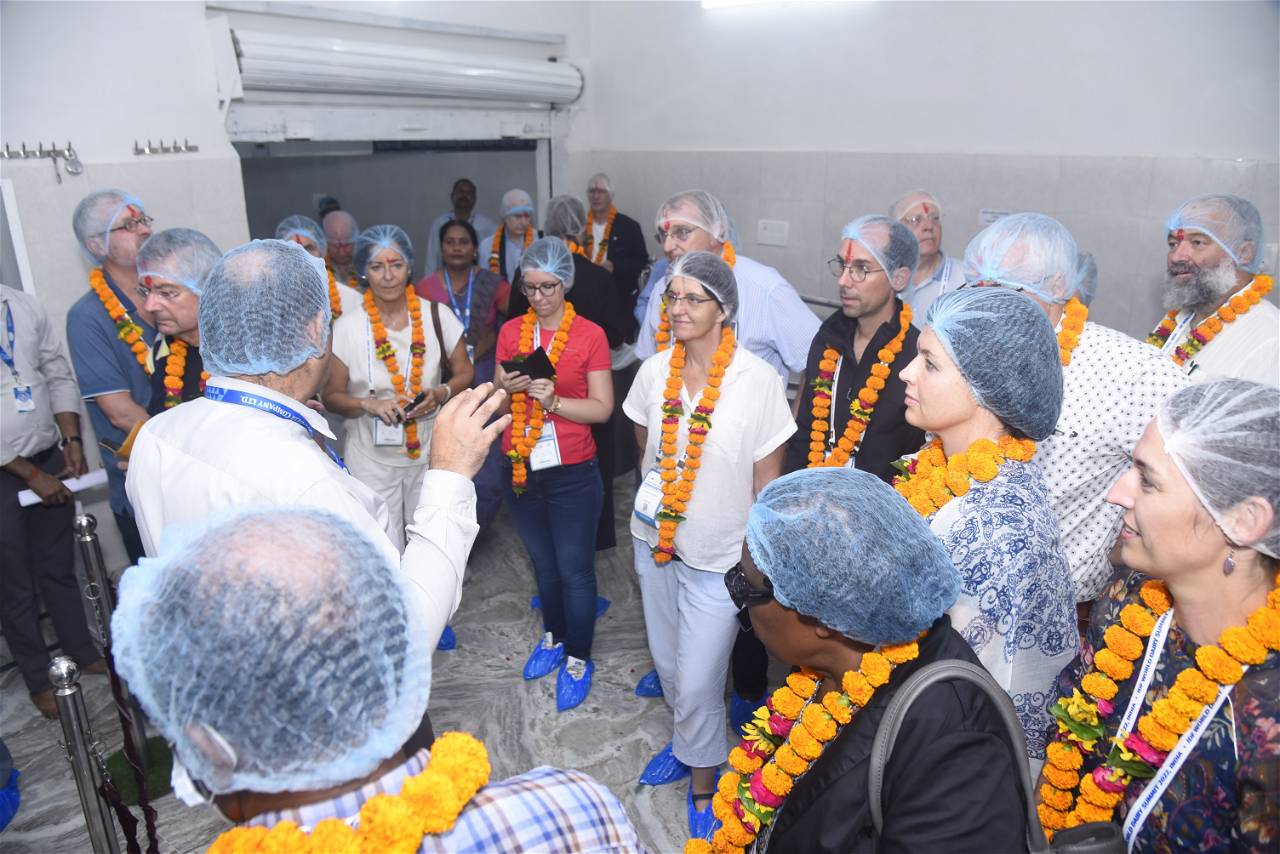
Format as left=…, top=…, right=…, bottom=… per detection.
left=113, top=509, right=146, bottom=565
left=731, top=611, right=770, bottom=700
left=0, top=445, right=100, bottom=693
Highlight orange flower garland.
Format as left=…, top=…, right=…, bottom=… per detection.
left=657, top=242, right=736, bottom=352
left=892, top=435, right=1038, bottom=518
left=1058, top=296, right=1088, bottom=366
left=652, top=326, right=736, bottom=564
left=807, top=302, right=912, bottom=468
left=207, top=732, right=490, bottom=854
left=564, top=239, right=589, bottom=259
left=488, top=225, right=533, bottom=276
left=1145, top=275, right=1272, bottom=366
left=162, top=339, right=209, bottom=409
left=507, top=302, right=576, bottom=493
left=326, top=268, right=342, bottom=321
left=89, top=267, right=151, bottom=374
left=585, top=205, right=618, bottom=265
left=364, top=287, right=426, bottom=459
left=1039, top=572, right=1280, bottom=839
left=685, top=640, right=922, bottom=854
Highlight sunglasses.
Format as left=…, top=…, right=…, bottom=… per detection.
left=724, top=562, right=774, bottom=611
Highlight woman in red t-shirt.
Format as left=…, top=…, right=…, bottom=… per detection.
left=494, top=237, right=614, bottom=712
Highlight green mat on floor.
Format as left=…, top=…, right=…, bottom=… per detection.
left=105, top=736, right=172, bottom=805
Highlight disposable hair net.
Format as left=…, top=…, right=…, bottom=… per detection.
left=136, top=229, right=222, bottom=296
left=1166, top=194, right=1264, bottom=274
left=274, top=215, right=327, bottom=255
left=111, top=507, right=431, bottom=795
left=520, top=236, right=576, bottom=291
left=654, top=190, right=730, bottom=244
left=841, top=215, right=920, bottom=284
left=354, top=225, right=414, bottom=278
left=747, top=469, right=959, bottom=645
left=587, top=173, right=613, bottom=197
left=962, top=212, right=1079, bottom=305
left=926, top=288, right=1063, bottom=441
left=890, top=189, right=943, bottom=221
left=72, top=188, right=145, bottom=260
left=322, top=210, right=359, bottom=240
left=1075, top=251, right=1099, bottom=306
left=664, top=250, right=739, bottom=322
left=544, top=195, right=587, bottom=239
left=501, top=189, right=534, bottom=217
left=199, top=240, right=330, bottom=376
left=1156, top=379, right=1279, bottom=558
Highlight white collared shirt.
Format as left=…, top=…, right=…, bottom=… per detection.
left=1157, top=279, right=1279, bottom=387
left=0, top=285, right=83, bottom=464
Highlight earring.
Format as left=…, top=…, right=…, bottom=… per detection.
left=1223, top=548, right=1237, bottom=576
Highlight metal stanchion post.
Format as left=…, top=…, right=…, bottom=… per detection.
left=50, top=657, right=122, bottom=854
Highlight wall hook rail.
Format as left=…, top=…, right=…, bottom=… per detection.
left=0, top=140, right=81, bottom=183
left=133, top=138, right=199, bottom=156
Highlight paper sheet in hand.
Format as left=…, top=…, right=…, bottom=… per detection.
left=18, top=468, right=108, bottom=507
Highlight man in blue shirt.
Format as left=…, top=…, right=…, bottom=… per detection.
left=64, top=189, right=156, bottom=563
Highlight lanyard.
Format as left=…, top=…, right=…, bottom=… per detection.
left=446, top=270, right=474, bottom=330
left=203, top=383, right=347, bottom=471
left=0, top=304, right=19, bottom=382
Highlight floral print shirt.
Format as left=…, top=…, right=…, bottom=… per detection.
left=1048, top=570, right=1279, bottom=853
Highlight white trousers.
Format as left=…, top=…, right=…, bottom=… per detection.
left=345, top=453, right=427, bottom=552
left=634, top=537, right=740, bottom=769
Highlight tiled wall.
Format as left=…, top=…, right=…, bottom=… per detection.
left=562, top=151, right=1279, bottom=340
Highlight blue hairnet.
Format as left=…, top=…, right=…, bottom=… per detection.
left=926, top=288, right=1063, bottom=441
left=199, top=240, right=330, bottom=376
left=665, top=250, right=739, bottom=322
left=655, top=190, right=730, bottom=244
left=501, top=188, right=534, bottom=217
left=962, top=212, right=1079, bottom=305
left=841, top=215, right=920, bottom=285
left=520, top=236, right=576, bottom=291
left=747, top=469, right=959, bottom=645
left=1166, top=194, right=1265, bottom=274
left=1075, top=250, right=1099, bottom=305
left=354, top=225, right=413, bottom=278
left=544, top=195, right=587, bottom=239
left=274, top=215, right=327, bottom=255
left=111, top=507, right=430, bottom=795
left=136, top=229, right=222, bottom=296
left=73, top=188, right=146, bottom=260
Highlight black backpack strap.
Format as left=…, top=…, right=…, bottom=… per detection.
left=867, top=659, right=1050, bottom=854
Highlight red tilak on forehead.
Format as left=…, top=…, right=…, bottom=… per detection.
left=661, top=219, right=671, bottom=231
left=143, top=275, right=153, bottom=286
left=1174, top=228, right=1185, bottom=242
left=290, top=235, right=306, bottom=245
left=842, top=242, right=854, bottom=264
left=125, top=204, right=141, bottom=218
left=922, top=202, right=930, bottom=215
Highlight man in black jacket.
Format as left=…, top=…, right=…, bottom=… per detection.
left=584, top=173, right=648, bottom=342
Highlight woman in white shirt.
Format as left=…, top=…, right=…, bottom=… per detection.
left=324, top=225, right=474, bottom=550
left=622, top=251, right=795, bottom=838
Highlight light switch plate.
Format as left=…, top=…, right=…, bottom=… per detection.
left=758, top=219, right=789, bottom=247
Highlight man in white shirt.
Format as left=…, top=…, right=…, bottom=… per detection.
left=1151, top=193, right=1278, bottom=386
left=322, top=210, right=361, bottom=288
left=963, top=213, right=1188, bottom=605
left=127, top=240, right=510, bottom=666
left=425, top=178, right=497, bottom=275
left=635, top=189, right=819, bottom=381
left=890, top=189, right=965, bottom=325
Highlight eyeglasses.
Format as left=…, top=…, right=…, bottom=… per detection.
left=902, top=213, right=942, bottom=228
left=110, top=213, right=154, bottom=234
left=654, top=224, right=700, bottom=245
left=136, top=282, right=187, bottom=302
left=724, top=562, right=775, bottom=611
left=520, top=280, right=562, bottom=297
left=827, top=258, right=885, bottom=282
left=957, top=279, right=1025, bottom=294
left=662, top=290, right=719, bottom=308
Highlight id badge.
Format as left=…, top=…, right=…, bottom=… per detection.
left=529, top=420, right=562, bottom=471
left=374, top=418, right=405, bottom=447
left=633, top=467, right=665, bottom=527
left=13, top=384, right=34, bottom=413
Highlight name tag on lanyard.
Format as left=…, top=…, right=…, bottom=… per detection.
left=633, top=467, right=665, bottom=527
left=373, top=418, right=405, bottom=447
left=0, top=306, right=33, bottom=411
left=528, top=419, right=562, bottom=471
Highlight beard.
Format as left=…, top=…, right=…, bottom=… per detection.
left=1163, top=258, right=1238, bottom=313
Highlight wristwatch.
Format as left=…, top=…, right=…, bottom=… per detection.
left=61, top=436, right=83, bottom=448
left=550, top=396, right=563, bottom=414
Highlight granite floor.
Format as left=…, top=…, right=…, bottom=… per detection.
left=1, top=477, right=776, bottom=853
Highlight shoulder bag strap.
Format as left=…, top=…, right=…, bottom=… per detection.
left=429, top=300, right=452, bottom=383
left=868, top=659, right=1050, bottom=854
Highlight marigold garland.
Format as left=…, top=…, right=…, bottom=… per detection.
left=206, top=732, right=490, bottom=854
left=652, top=326, right=736, bottom=564
left=1039, top=571, right=1280, bottom=840
left=657, top=242, right=735, bottom=352
left=364, top=287, right=426, bottom=459
left=892, top=435, right=1038, bottom=518
left=326, top=268, right=342, bottom=322
left=1145, top=275, right=1273, bottom=366
left=162, top=339, right=209, bottom=409
left=1058, top=297, right=1088, bottom=366
left=89, top=267, right=151, bottom=375
left=506, top=302, right=576, bottom=493
left=807, top=302, right=912, bottom=468
left=585, top=205, right=617, bottom=265
left=687, top=640, right=922, bottom=853
left=487, top=224, right=533, bottom=276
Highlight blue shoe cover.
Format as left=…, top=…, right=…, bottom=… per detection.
left=635, top=668, right=664, bottom=698
left=556, top=657, right=594, bottom=712
left=687, top=774, right=721, bottom=840
left=596, top=596, right=611, bottom=618
left=530, top=595, right=541, bottom=610
left=523, top=634, right=564, bottom=680
left=0, top=768, right=19, bottom=832
left=436, top=625, right=457, bottom=651
left=730, top=691, right=761, bottom=736
left=639, top=742, right=690, bottom=785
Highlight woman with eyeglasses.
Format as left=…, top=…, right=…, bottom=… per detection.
left=622, top=251, right=796, bottom=837
left=895, top=286, right=1077, bottom=773
left=323, top=225, right=474, bottom=550
left=494, top=237, right=614, bottom=712
left=706, top=467, right=1026, bottom=852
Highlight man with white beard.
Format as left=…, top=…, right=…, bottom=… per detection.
left=1148, top=194, right=1277, bottom=386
